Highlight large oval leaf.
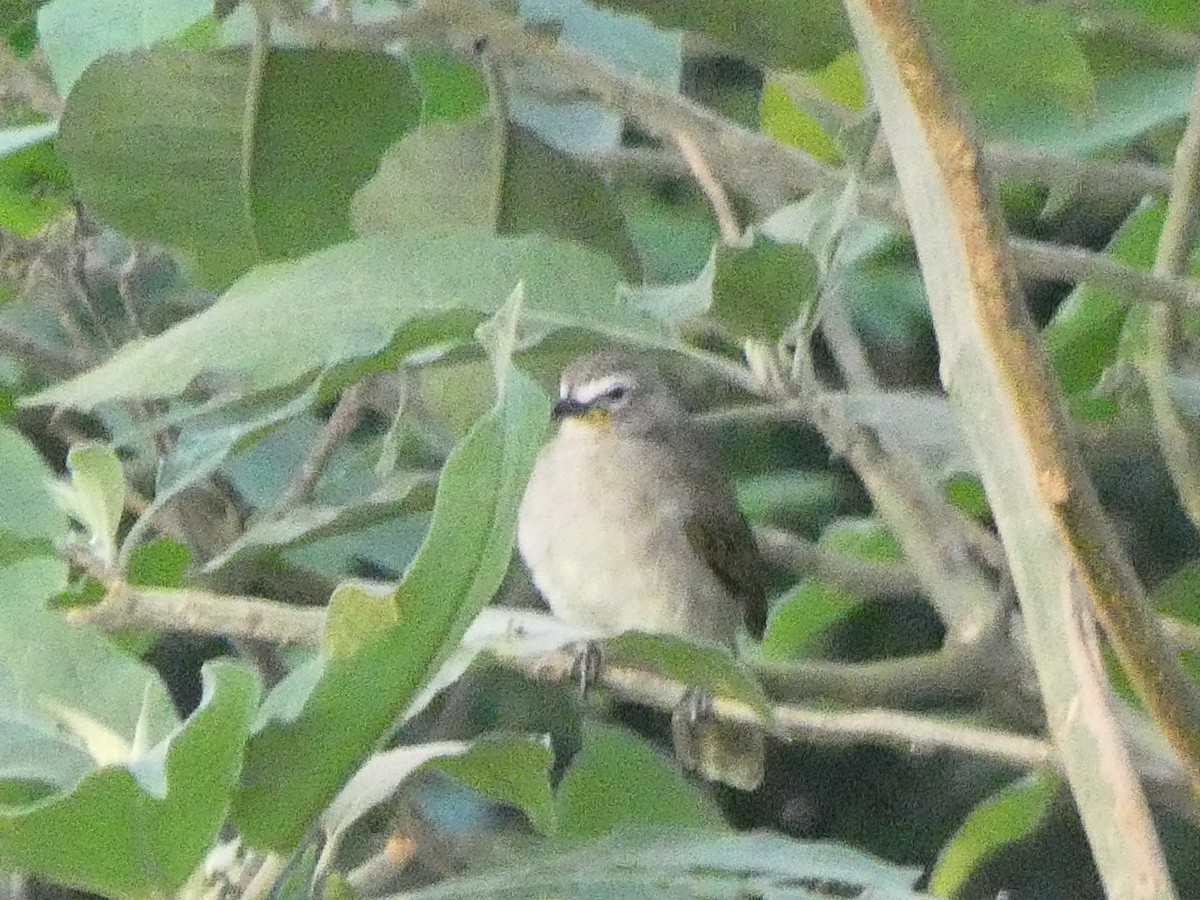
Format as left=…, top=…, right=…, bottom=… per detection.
left=58, top=48, right=422, bottom=287
left=23, top=232, right=675, bottom=413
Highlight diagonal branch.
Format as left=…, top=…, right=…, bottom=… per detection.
left=1144, top=61, right=1200, bottom=534
left=844, top=0, right=1191, bottom=896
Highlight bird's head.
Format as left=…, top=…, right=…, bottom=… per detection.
left=552, top=351, right=687, bottom=437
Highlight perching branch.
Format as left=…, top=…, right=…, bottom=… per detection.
left=518, top=646, right=1057, bottom=773
left=68, top=581, right=324, bottom=647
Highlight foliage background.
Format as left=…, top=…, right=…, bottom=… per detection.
left=0, top=0, right=1199, bottom=897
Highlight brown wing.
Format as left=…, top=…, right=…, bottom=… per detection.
left=685, top=504, right=768, bottom=640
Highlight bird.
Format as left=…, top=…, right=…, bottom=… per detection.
left=517, top=350, right=767, bottom=790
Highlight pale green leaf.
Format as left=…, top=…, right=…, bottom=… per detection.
left=37, top=0, right=210, bottom=93
left=24, top=232, right=669, bottom=413
left=0, top=660, right=260, bottom=899
left=230, top=369, right=550, bottom=849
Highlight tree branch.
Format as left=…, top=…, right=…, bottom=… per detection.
left=272, top=381, right=368, bottom=514
left=846, top=0, right=1188, bottom=894
left=517, top=646, right=1056, bottom=772
left=68, top=582, right=324, bottom=647
left=1145, top=60, right=1200, bottom=535
left=754, top=525, right=924, bottom=598
left=263, top=0, right=1198, bottom=314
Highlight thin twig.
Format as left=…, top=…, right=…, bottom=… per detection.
left=750, top=647, right=987, bottom=707
left=754, top=525, right=923, bottom=598
left=984, top=143, right=1170, bottom=200
left=673, top=130, right=743, bottom=245
left=240, top=4, right=272, bottom=260
left=273, top=382, right=368, bottom=514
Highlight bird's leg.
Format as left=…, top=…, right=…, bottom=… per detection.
left=671, top=686, right=716, bottom=767
left=569, top=640, right=605, bottom=699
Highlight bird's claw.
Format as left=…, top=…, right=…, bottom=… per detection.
left=676, top=686, right=716, bottom=732
left=569, top=640, right=604, bottom=699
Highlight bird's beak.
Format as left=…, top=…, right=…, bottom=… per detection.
left=552, top=397, right=589, bottom=421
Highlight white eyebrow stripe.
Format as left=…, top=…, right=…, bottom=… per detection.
left=571, top=374, right=633, bottom=404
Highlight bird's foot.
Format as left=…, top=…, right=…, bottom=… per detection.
left=569, top=640, right=604, bottom=699
left=671, top=686, right=716, bottom=754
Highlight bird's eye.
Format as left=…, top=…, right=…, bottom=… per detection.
left=605, top=385, right=628, bottom=402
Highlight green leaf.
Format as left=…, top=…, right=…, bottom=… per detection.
left=435, top=734, right=555, bottom=835
left=230, top=368, right=550, bottom=849
left=351, top=117, right=497, bottom=238
left=407, top=50, right=489, bottom=123
left=760, top=52, right=868, bottom=163
left=977, top=35, right=1191, bottom=153
left=400, top=829, right=928, bottom=898
left=0, top=135, right=73, bottom=236
left=735, top=470, right=845, bottom=527
left=1151, top=559, right=1200, bottom=622
left=57, top=48, right=421, bottom=288
left=500, top=125, right=642, bottom=282
left=0, top=558, right=179, bottom=778
left=762, top=518, right=902, bottom=658
left=555, top=722, right=725, bottom=839
left=353, top=117, right=641, bottom=281
left=762, top=580, right=859, bottom=660
left=929, top=773, right=1061, bottom=897
left=323, top=580, right=399, bottom=663
left=602, top=632, right=770, bottom=718
left=760, top=80, right=840, bottom=164
left=821, top=517, right=904, bottom=561
left=0, top=423, right=67, bottom=563
left=37, top=0, right=211, bottom=93
left=1043, top=199, right=1164, bottom=419
left=0, top=659, right=260, bottom=899
left=919, top=0, right=1094, bottom=140
left=1092, top=0, right=1199, bottom=31
left=53, top=442, right=124, bottom=566
left=126, top=537, right=191, bottom=588
left=711, top=238, right=820, bottom=340
left=593, top=0, right=852, bottom=71
left=23, top=232, right=664, bottom=413
left=945, top=473, right=990, bottom=521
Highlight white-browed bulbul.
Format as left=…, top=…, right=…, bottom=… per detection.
left=517, top=351, right=767, bottom=790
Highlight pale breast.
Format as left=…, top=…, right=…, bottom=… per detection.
left=517, top=425, right=740, bottom=647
